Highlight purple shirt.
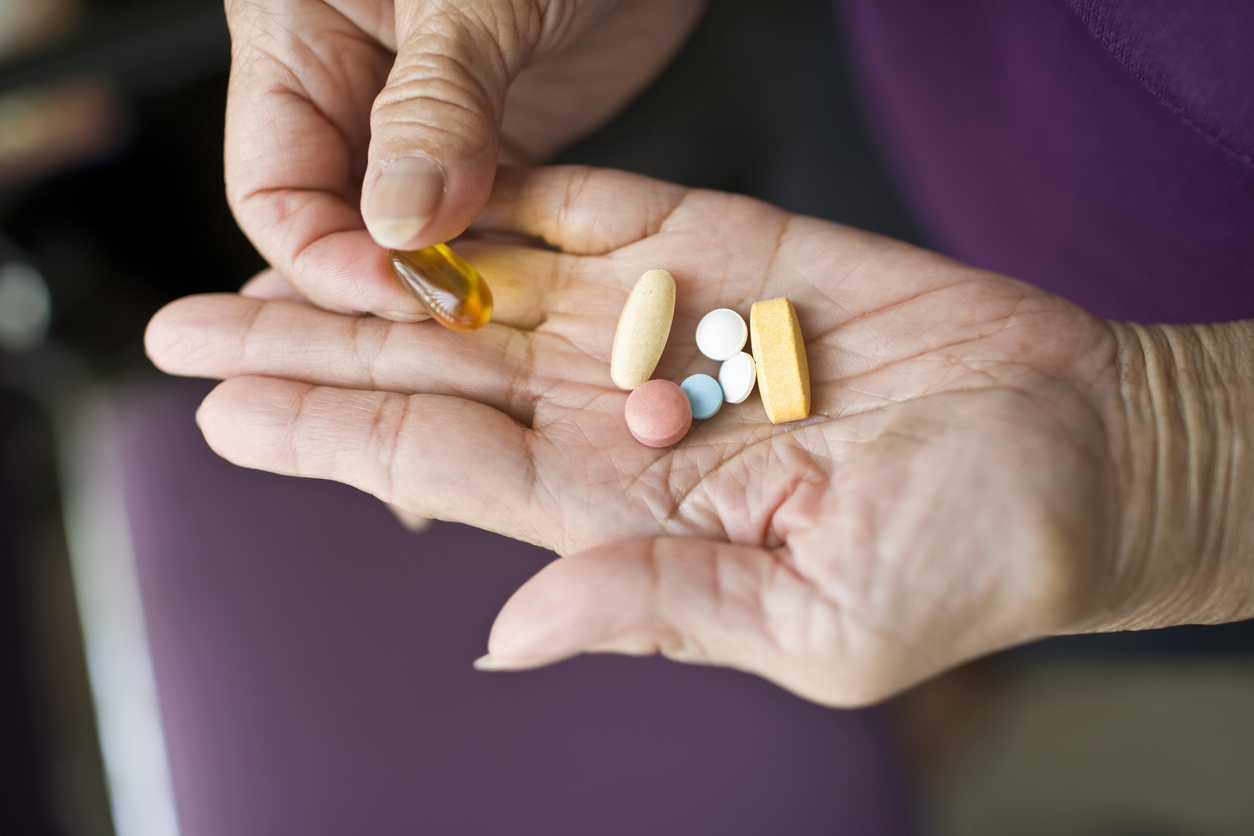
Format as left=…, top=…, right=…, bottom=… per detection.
left=841, top=0, right=1254, bottom=323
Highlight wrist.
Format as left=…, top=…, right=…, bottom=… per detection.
left=1098, top=320, right=1254, bottom=631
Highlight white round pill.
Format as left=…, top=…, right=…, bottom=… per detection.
left=718, top=352, right=757, bottom=404
left=695, top=308, right=748, bottom=361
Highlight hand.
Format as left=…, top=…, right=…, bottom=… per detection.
left=223, top=0, right=705, bottom=318
left=147, top=165, right=1236, bottom=706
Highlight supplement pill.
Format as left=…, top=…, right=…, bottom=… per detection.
left=749, top=297, right=811, bottom=423
left=390, top=244, right=493, bottom=330
left=611, top=268, right=676, bottom=390
left=680, top=373, right=723, bottom=420
left=624, top=380, right=692, bottom=448
left=718, top=352, right=757, bottom=404
left=695, top=308, right=748, bottom=361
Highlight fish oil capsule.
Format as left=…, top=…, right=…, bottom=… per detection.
left=749, top=297, right=810, bottom=423
left=611, top=268, right=675, bottom=390
left=389, top=244, right=493, bottom=331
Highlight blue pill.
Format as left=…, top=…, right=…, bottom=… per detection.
left=680, top=373, right=724, bottom=420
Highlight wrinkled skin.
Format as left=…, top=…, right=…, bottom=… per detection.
left=224, top=0, right=705, bottom=317
left=148, top=165, right=1133, bottom=706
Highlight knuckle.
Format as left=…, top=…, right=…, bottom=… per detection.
left=372, top=63, right=499, bottom=161
left=366, top=391, right=412, bottom=505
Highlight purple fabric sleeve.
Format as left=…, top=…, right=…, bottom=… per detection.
left=841, top=0, right=1254, bottom=323
left=1066, top=0, right=1254, bottom=166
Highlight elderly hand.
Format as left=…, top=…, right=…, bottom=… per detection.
left=223, top=0, right=705, bottom=318
left=147, top=165, right=1254, bottom=705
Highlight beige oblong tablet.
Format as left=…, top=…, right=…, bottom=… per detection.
left=611, top=268, right=675, bottom=390
left=749, top=297, right=810, bottom=423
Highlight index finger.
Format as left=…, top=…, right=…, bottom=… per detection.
left=224, top=0, right=426, bottom=319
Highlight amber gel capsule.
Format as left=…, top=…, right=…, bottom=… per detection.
left=388, top=244, right=493, bottom=331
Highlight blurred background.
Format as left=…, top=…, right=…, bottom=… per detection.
left=1, top=0, right=1253, bottom=834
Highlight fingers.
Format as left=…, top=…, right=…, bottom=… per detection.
left=360, top=0, right=711, bottom=250
left=240, top=266, right=434, bottom=325
left=224, top=1, right=428, bottom=318
left=480, top=537, right=879, bottom=707
left=237, top=242, right=569, bottom=330
left=225, top=0, right=701, bottom=317
left=195, top=376, right=541, bottom=536
left=239, top=268, right=315, bottom=305
left=145, top=294, right=556, bottom=424
left=359, top=3, right=543, bottom=251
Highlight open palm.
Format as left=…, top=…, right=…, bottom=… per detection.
left=148, top=165, right=1130, bottom=705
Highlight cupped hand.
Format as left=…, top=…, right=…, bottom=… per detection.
left=224, top=0, right=705, bottom=319
left=148, top=165, right=1141, bottom=705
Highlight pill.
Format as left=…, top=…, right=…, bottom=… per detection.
left=624, top=380, right=692, bottom=447
left=611, top=268, right=675, bottom=390
left=390, top=244, right=493, bottom=331
left=749, top=297, right=810, bottom=423
left=680, top=373, right=723, bottom=419
left=718, top=352, right=757, bottom=404
left=695, top=308, right=748, bottom=361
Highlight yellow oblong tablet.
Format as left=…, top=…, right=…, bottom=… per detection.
left=611, top=268, right=675, bottom=390
left=749, top=297, right=810, bottom=423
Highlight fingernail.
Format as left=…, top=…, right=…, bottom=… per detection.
left=472, top=653, right=515, bottom=672
left=363, top=156, right=445, bottom=249
left=398, top=515, right=432, bottom=533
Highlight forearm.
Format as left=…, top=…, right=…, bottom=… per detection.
left=1101, top=319, right=1254, bottom=631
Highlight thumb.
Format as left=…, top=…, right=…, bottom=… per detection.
left=361, top=5, right=529, bottom=250
left=476, top=537, right=867, bottom=706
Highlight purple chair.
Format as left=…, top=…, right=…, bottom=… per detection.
left=80, top=377, right=914, bottom=835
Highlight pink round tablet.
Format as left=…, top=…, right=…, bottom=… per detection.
left=624, top=379, right=692, bottom=448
